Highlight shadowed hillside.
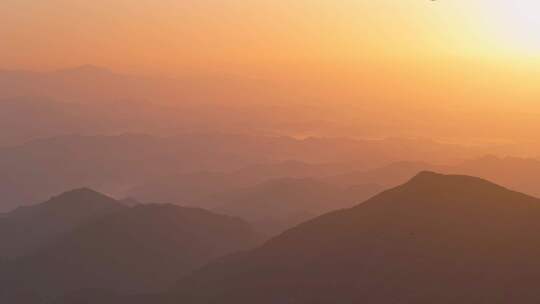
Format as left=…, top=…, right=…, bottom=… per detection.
left=156, top=172, right=540, bottom=303
left=0, top=190, right=262, bottom=302
left=0, top=188, right=124, bottom=259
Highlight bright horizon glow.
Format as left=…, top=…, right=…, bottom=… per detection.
left=1, top=1, right=539, bottom=74
left=477, top=0, right=540, bottom=54
left=1, top=1, right=540, bottom=143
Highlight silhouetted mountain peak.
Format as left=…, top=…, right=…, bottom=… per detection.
left=0, top=189, right=125, bottom=260
left=408, top=170, right=446, bottom=182
left=47, top=188, right=117, bottom=206
left=169, top=174, right=540, bottom=303
left=7, top=188, right=121, bottom=216
left=405, top=171, right=500, bottom=191
left=4, top=188, right=126, bottom=221
left=0, top=188, right=124, bottom=222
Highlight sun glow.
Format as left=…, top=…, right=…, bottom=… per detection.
left=480, top=0, right=540, bottom=53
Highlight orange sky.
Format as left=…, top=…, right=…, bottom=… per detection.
left=3, top=1, right=539, bottom=71
left=2, top=0, right=540, bottom=142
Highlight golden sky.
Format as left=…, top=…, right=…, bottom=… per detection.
left=2, top=1, right=540, bottom=141
left=2, top=1, right=539, bottom=72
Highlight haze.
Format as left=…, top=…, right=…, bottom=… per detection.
left=5, top=2, right=540, bottom=303
left=2, top=1, right=540, bottom=143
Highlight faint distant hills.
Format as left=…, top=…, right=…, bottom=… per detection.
left=0, top=65, right=129, bottom=102
left=127, top=160, right=355, bottom=209
left=0, top=188, right=261, bottom=301
left=158, top=172, right=540, bottom=303
left=0, top=133, right=490, bottom=212
left=0, top=66, right=346, bottom=146
left=2, top=131, right=540, bottom=231
left=212, top=177, right=384, bottom=235
left=0, top=96, right=168, bottom=146
left=0, top=65, right=307, bottom=106
left=3, top=65, right=540, bottom=155
left=0, top=65, right=243, bottom=104
left=128, top=156, right=540, bottom=234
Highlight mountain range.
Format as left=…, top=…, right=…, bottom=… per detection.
left=0, top=189, right=261, bottom=302
left=128, top=156, right=540, bottom=234
left=0, top=66, right=364, bottom=146
left=0, top=132, right=493, bottom=212
left=41, top=171, right=540, bottom=303
left=159, top=171, right=540, bottom=303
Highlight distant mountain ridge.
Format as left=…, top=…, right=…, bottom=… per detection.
left=212, top=177, right=382, bottom=234
left=0, top=66, right=352, bottom=147
left=0, top=132, right=488, bottom=212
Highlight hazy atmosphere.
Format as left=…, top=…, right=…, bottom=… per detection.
left=2, top=1, right=540, bottom=303
left=2, top=1, right=540, bottom=143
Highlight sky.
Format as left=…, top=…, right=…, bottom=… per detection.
left=3, top=1, right=539, bottom=72
left=1, top=0, right=540, bottom=142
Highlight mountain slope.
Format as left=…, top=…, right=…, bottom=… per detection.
left=449, top=155, right=540, bottom=198
left=166, top=172, right=540, bottom=303
left=0, top=188, right=124, bottom=259
left=4, top=203, right=262, bottom=299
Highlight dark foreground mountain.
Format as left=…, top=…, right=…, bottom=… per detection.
left=151, top=172, right=540, bottom=304
left=0, top=191, right=261, bottom=302
left=0, top=188, right=124, bottom=259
